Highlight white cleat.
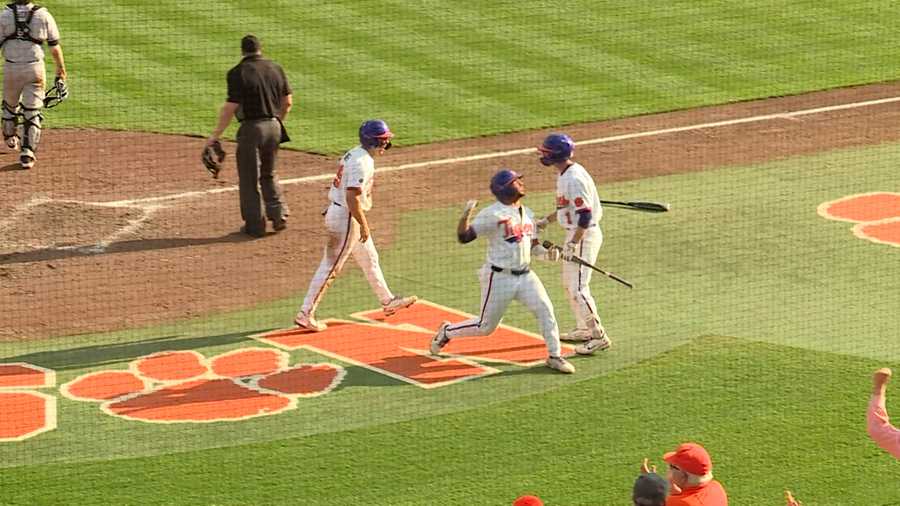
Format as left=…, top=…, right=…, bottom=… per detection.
left=575, top=331, right=612, bottom=355
left=294, top=312, right=327, bottom=332
left=430, top=321, right=450, bottom=355
left=19, top=154, right=34, bottom=170
left=383, top=295, right=418, bottom=316
left=561, top=328, right=592, bottom=342
left=546, top=356, right=576, bottom=374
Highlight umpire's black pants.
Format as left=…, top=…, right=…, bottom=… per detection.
left=236, top=118, right=286, bottom=235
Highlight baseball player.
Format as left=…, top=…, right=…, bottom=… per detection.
left=430, top=169, right=575, bottom=374
left=294, top=119, right=417, bottom=331
left=0, top=0, right=66, bottom=169
left=535, top=133, right=611, bottom=356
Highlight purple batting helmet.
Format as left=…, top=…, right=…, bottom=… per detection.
left=537, top=133, right=574, bottom=166
left=490, top=169, right=523, bottom=201
left=359, top=119, right=394, bottom=150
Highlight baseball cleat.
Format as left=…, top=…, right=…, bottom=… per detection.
left=19, top=154, right=34, bottom=169
left=561, top=328, right=592, bottom=342
left=430, top=321, right=451, bottom=355
left=294, top=312, right=327, bottom=332
left=5, top=136, right=18, bottom=150
left=272, top=217, right=288, bottom=232
left=383, top=295, right=418, bottom=316
left=575, top=335, right=612, bottom=355
left=545, top=356, right=575, bottom=374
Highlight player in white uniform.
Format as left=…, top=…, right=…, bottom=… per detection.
left=0, top=0, right=67, bottom=169
left=535, top=133, right=612, bottom=355
left=294, top=120, right=417, bottom=331
left=430, top=169, right=575, bottom=374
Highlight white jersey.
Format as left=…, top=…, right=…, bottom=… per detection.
left=555, top=162, right=602, bottom=230
left=471, top=202, right=537, bottom=271
left=0, top=4, right=60, bottom=64
left=328, top=146, right=375, bottom=211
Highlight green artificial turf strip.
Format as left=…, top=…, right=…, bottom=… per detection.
left=1, top=336, right=897, bottom=506
left=46, top=1, right=900, bottom=153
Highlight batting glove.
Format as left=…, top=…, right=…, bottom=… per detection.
left=563, top=241, right=578, bottom=259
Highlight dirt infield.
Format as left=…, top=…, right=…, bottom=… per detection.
left=3, top=82, right=900, bottom=340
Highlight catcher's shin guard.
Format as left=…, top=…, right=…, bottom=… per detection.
left=2, top=101, right=19, bottom=144
left=20, top=104, right=42, bottom=156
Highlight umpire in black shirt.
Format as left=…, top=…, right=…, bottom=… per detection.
left=207, top=34, right=293, bottom=237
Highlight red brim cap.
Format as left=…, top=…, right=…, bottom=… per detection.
left=663, top=443, right=712, bottom=475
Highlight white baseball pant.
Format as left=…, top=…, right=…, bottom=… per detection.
left=563, top=226, right=605, bottom=332
left=300, top=203, right=394, bottom=316
left=444, top=264, right=562, bottom=357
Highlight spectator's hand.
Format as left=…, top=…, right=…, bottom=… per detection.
left=873, top=368, right=892, bottom=395
left=785, top=490, right=801, bottom=505
left=640, top=458, right=656, bottom=474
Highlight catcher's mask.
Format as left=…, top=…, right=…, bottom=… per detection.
left=43, top=77, right=67, bottom=109
left=490, top=169, right=524, bottom=202
left=537, top=133, right=574, bottom=166
left=359, top=119, right=393, bottom=150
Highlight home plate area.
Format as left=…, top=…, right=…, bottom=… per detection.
left=254, top=300, right=576, bottom=389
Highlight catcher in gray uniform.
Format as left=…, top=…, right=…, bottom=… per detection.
left=0, top=0, right=67, bottom=169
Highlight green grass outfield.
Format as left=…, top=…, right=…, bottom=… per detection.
left=1, top=338, right=897, bottom=506
left=49, top=1, right=900, bottom=153
left=1, top=143, right=898, bottom=504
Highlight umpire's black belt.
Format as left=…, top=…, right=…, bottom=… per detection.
left=491, top=265, right=529, bottom=276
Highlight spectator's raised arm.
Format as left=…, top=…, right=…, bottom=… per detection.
left=868, top=368, right=900, bottom=459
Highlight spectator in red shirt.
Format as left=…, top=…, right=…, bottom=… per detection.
left=645, top=442, right=727, bottom=506
left=868, top=367, right=900, bottom=459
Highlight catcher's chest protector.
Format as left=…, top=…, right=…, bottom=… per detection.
left=1, top=4, right=43, bottom=47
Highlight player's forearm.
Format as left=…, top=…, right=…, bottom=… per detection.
left=49, top=45, right=66, bottom=79
left=211, top=102, right=238, bottom=139
left=347, top=195, right=369, bottom=230
left=279, top=94, right=293, bottom=121
left=457, top=215, right=476, bottom=243
left=569, top=227, right=586, bottom=244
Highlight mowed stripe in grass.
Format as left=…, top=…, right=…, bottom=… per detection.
left=0, top=337, right=896, bottom=506
left=46, top=1, right=900, bottom=152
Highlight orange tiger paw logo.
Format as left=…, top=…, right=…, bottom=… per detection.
left=61, top=348, right=344, bottom=423
left=819, top=192, right=900, bottom=247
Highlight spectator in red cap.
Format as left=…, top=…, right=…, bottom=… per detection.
left=512, top=495, right=543, bottom=506
left=645, top=442, right=727, bottom=506
left=868, top=367, right=900, bottom=459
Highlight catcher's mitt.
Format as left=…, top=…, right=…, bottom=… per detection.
left=202, top=139, right=226, bottom=178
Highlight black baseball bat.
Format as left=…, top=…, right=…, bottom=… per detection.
left=542, top=240, right=634, bottom=289
left=600, top=200, right=670, bottom=213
